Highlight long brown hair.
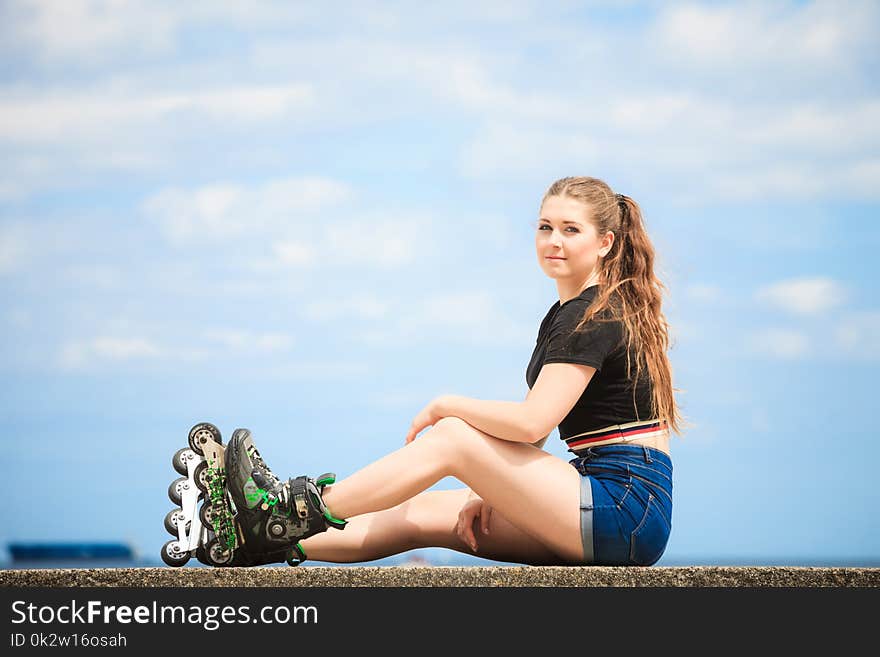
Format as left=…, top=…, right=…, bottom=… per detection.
left=541, top=176, right=684, bottom=435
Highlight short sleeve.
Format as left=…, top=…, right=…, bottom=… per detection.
left=543, top=301, right=623, bottom=372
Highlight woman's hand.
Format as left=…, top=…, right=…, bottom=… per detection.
left=405, top=395, right=454, bottom=444
left=456, top=493, right=492, bottom=552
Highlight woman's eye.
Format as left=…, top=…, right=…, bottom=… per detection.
left=538, top=225, right=578, bottom=233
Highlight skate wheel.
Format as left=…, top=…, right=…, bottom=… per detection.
left=167, top=476, right=190, bottom=506
left=193, top=460, right=210, bottom=493
left=204, top=537, right=234, bottom=567
left=199, top=502, right=219, bottom=531
left=164, top=509, right=191, bottom=536
left=188, top=422, right=222, bottom=456
left=195, top=545, right=210, bottom=566
left=172, top=447, right=196, bottom=476
left=160, top=540, right=190, bottom=567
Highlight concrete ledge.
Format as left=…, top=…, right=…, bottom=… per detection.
left=2, top=566, right=879, bottom=587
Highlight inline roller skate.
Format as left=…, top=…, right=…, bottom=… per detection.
left=161, top=422, right=345, bottom=567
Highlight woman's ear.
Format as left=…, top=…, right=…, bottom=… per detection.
left=599, top=231, right=614, bottom=257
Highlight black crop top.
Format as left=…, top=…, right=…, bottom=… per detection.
left=526, top=284, right=653, bottom=440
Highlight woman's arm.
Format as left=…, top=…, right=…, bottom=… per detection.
left=436, top=395, right=536, bottom=443
left=437, top=362, right=595, bottom=444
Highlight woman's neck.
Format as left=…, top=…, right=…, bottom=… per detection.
left=557, top=271, right=600, bottom=305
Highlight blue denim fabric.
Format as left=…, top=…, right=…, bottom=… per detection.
left=569, top=444, right=673, bottom=566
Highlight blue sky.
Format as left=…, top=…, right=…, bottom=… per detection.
left=1, top=0, right=878, bottom=566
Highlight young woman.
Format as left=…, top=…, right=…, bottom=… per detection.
left=223, top=175, right=682, bottom=568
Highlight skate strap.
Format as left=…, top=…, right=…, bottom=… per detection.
left=289, top=476, right=311, bottom=520
left=286, top=542, right=307, bottom=567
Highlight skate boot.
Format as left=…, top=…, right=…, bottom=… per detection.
left=224, top=428, right=346, bottom=566
left=161, top=422, right=239, bottom=567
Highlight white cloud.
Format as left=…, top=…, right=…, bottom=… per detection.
left=93, top=336, right=162, bottom=359
left=746, top=328, right=810, bottom=360
left=609, top=94, right=702, bottom=134
left=60, top=336, right=164, bottom=370
left=456, top=93, right=880, bottom=203
left=5, top=0, right=180, bottom=63
left=0, top=81, right=318, bottom=200
left=4, top=0, right=582, bottom=70
left=745, top=308, right=880, bottom=363
left=652, top=1, right=877, bottom=71
left=701, top=155, right=880, bottom=203
left=142, top=176, right=353, bottom=247
left=204, top=329, right=294, bottom=353
left=755, top=277, right=847, bottom=315
left=261, top=211, right=436, bottom=271
left=56, top=332, right=371, bottom=379
left=325, top=216, right=424, bottom=269
left=142, top=177, right=435, bottom=272
left=2, top=1, right=337, bottom=67
left=0, top=84, right=315, bottom=144
left=607, top=95, right=880, bottom=162
left=746, top=101, right=880, bottom=156
left=272, top=242, right=315, bottom=267
left=59, top=328, right=294, bottom=372
left=706, top=165, right=829, bottom=203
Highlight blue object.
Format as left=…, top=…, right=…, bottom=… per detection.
left=8, top=542, right=134, bottom=561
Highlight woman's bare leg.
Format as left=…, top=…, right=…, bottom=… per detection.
left=315, top=416, right=585, bottom=563
left=300, top=488, right=568, bottom=565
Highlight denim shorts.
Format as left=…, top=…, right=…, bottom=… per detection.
left=569, top=444, right=673, bottom=566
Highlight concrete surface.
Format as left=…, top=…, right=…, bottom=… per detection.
left=2, top=566, right=879, bottom=587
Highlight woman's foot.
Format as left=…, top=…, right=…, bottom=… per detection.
left=225, top=428, right=346, bottom=566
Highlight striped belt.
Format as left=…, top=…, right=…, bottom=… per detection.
left=565, top=419, right=668, bottom=454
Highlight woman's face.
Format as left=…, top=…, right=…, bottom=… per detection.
left=535, top=195, right=613, bottom=284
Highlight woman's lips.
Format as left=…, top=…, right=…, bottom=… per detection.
left=546, top=256, right=566, bottom=260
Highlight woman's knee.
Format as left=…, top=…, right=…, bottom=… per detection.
left=419, top=416, right=477, bottom=464
left=432, top=416, right=471, bottom=435
left=428, top=417, right=521, bottom=478
left=429, top=416, right=485, bottom=452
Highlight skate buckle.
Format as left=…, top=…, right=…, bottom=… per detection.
left=264, top=494, right=276, bottom=509
left=294, top=492, right=309, bottom=519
